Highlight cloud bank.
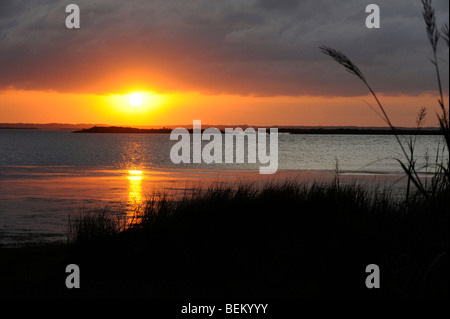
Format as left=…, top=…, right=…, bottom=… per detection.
left=0, top=0, right=448, bottom=96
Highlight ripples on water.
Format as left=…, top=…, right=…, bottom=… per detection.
left=0, top=129, right=447, bottom=246
left=0, top=129, right=445, bottom=172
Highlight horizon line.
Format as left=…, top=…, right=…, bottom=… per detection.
left=0, top=122, right=441, bottom=130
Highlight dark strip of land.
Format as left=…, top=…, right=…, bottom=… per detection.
left=73, top=126, right=172, bottom=134
left=0, top=127, right=38, bottom=130
left=73, top=126, right=442, bottom=135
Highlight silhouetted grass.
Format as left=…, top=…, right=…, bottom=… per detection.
left=67, top=207, right=127, bottom=246
left=66, top=181, right=449, bottom=298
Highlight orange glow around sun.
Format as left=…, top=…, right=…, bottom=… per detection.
left=0, top=88, right=445, bottom=127
left=107, top=91, right=166, bottom=115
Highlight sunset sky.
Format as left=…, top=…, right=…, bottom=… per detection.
left=0, top=0, right=448, bottom=127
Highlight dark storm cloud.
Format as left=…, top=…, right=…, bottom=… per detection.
left=0, top=0, right=448, bottom=96
left=256, top=0, right=300, bottom=11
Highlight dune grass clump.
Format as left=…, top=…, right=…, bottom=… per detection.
left=67, top=207, right=127, bottom=245
left=66, top=180, right=448, bottom=298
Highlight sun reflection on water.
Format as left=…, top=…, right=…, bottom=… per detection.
left=127, top=169, right=143, bottom=224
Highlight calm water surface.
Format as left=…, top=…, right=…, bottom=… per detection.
left=0, top=129, right=446, bottom=247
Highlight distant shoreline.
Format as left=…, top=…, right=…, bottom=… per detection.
left=73, top=126, right=173, bottom=134
left=72, top=125, right=442, bottom=135
left=0, top=127, right=39, bottom=130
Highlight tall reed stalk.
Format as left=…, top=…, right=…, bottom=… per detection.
left=320, top=0, right=449, bottom=202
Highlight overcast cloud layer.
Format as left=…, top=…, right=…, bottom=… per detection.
left=0, top=0, right=448, bottom=96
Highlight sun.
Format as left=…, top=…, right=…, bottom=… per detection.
left=129, top=93, right=144, bottom=106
